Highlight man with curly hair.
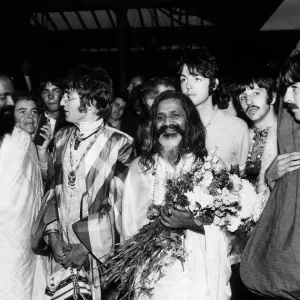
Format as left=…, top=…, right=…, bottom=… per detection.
left=31, top=65, right=134, bottom=299
left=178, top=49, right=249, bottom=171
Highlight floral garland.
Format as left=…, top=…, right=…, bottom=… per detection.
left=244, top=127, right=269, bottom=187
left=100, top=152, right=265, bottom=299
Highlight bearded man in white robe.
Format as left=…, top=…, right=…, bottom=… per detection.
left=122, top=90, right=232, bottom=300
left=0, top=75, right=44, bottom=300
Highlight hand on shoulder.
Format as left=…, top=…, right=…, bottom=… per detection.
left=265, top=152, right=300, bottom=189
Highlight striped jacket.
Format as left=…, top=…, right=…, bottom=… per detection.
left=31, top=123, right=134, bottom=263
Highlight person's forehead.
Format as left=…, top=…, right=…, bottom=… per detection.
left=181, top=64, right=203, bottom=77
left=0, top=79, right=14, bottom=93
left=15, top=99, right=37, bottom=109
left=242, top=83, right=266, bottom=93
left=157, top=98, right=184, bottom=112
left=114, top=98, right=126, bottom=106
left=45, top=82, right=60, bottom=90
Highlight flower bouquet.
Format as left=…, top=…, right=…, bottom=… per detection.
left=100, top=152, right=266, bottom=299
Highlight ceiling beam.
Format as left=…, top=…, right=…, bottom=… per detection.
left=30, top=26, right=217, bottom=49
left=30, top=25, right=300, bottom=57
left=28, top=0, right=196, bottom=12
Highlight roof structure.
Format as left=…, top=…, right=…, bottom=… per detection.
left=1, top=0, right=299, bottom=88
left=30, top=7, right=214, bottom=52
left=27, top=0, right=291, bottom=53
left=262, top=0, right=300, bottom=31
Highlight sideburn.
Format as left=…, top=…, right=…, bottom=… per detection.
left=78, top=101, right=88, bottom=114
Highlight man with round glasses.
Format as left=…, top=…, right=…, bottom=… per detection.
left=32, top=65, right=134, bottom=299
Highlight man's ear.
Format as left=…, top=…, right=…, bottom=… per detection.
left=271, top=93, right=276, bottom=105
left=88, top=99, right=97, bottom=110
left=213, top=78, right=219, bottom=91
left=146, top=98, right=154, bottom=109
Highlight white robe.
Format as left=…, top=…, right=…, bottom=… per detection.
left=122, top=155, right=232, bottom=300
left=0, top=127, right=44, bottom=300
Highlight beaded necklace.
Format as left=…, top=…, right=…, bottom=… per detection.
left=152, top=160, right=158, bottom=204
left=68, top=124, right=104, bottom=189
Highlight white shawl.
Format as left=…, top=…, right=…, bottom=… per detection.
left=121, top=155, right=231, bottom=300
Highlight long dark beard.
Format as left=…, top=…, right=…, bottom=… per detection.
left=0, top=105, right=15, bottom=140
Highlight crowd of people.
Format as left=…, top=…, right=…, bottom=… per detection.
left=1, top=44, right=300, bottom=300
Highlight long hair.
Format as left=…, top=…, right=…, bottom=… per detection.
left=63, top=65, right=113, bottom=119
left=0, top=105, right=15, bottom=140
left=140, top=90, right=208, bottom=171
left=279, top=53, right=300, bottom=93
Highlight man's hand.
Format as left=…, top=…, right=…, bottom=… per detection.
left=48, top=232, right=69, bottom=263
left=62, top=244, right=89, bottom=271
left=160, top=205, right=204, bottom=234
left=265, top=152, right=300, bottom=189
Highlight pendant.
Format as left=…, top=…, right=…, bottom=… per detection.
left=74, top=138, right=81, bottom=150
left=68, top=171, right=76, bottom=189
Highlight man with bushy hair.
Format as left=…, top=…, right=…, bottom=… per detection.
left=32, top=65, right=134, bottom=299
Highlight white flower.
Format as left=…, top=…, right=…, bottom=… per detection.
left=201, top=192, right=214, bottom=208
left=213, top=215, right=226, bottom=227
left=237, top=179, right=261, bottom=219
left=231, top=174, right=242, bottom=191
left=187, top=186, right=214, bottom=210
left=227, top=216, right=242, bottom=232
left=212, top=155, right=219, bottom=164
left=206, top=153, right=213, bottom=162
left=204, top=161, right=211, bottom=170
left=202, top=171, right=213, bottom=187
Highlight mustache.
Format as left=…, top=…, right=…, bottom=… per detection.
left=288, top=102, right=299, bottom=110
left=158, top=124, right=184, bottom=136
left=246, top=105, right=259, bottom=113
